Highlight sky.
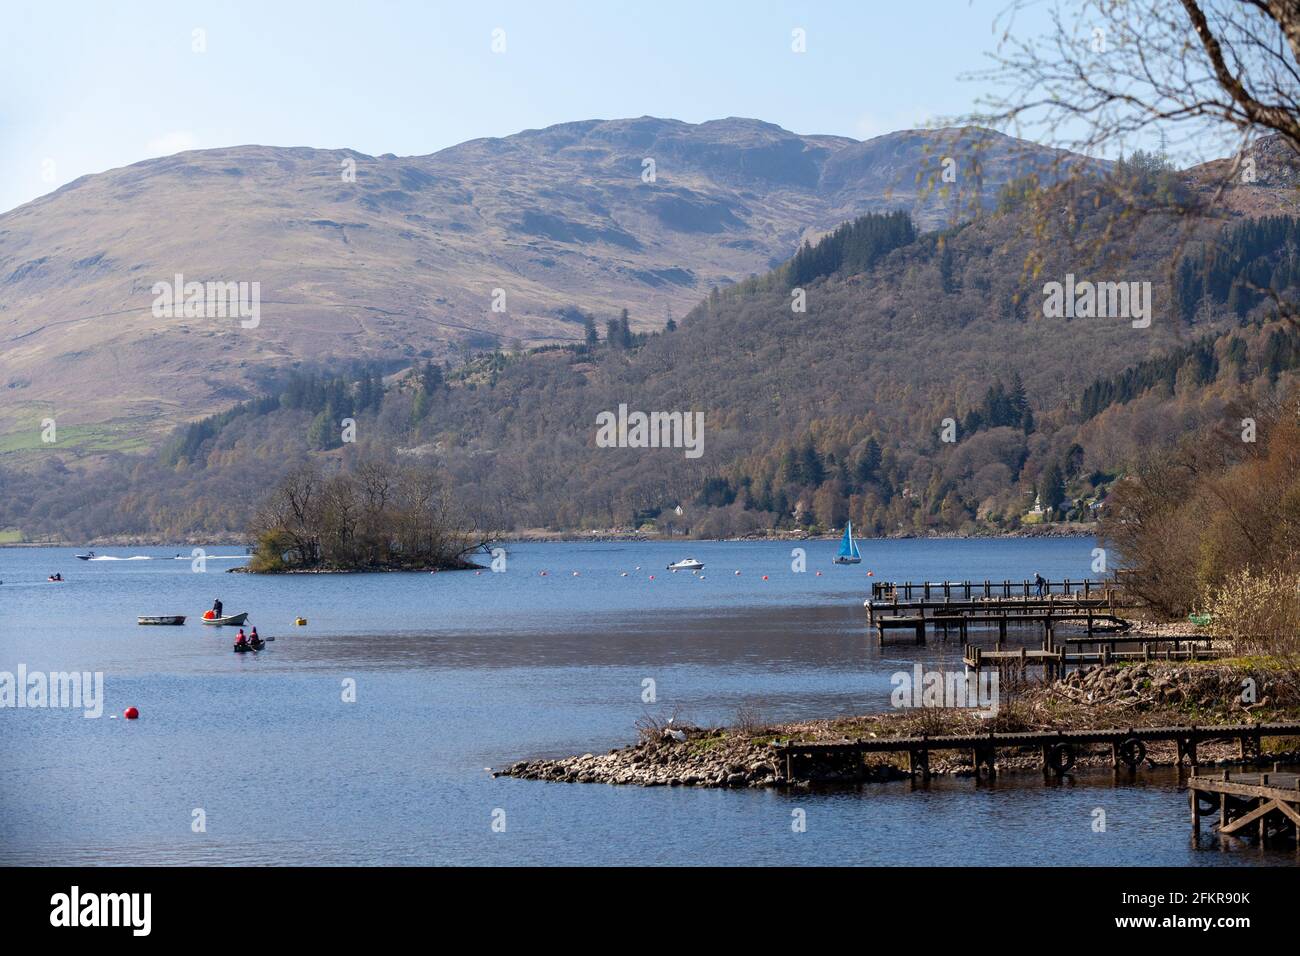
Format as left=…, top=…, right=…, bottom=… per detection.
left=0, top=0, right=1044, bottom=215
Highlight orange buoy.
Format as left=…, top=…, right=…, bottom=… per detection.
left=867, top=571, right=874, bottom=577
left=123, top=706, right=139, bottom=720
left=762, top=575, right=769, bottom=581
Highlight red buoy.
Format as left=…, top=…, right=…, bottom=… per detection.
left=123, top=706, right=139, bottom=720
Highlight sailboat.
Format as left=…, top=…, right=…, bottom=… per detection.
left=833, top=522, right=862, bottom=565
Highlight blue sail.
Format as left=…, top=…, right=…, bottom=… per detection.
left=835, top=522, right=861, bottom=563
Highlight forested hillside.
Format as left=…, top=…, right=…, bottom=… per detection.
left=5, top=159, right=1300, bottom=543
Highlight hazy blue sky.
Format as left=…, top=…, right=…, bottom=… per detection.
left=1, top=1, right=1044, bottom=214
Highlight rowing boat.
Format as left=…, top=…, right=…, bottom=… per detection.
left=201, top=612, right=249, bottom=626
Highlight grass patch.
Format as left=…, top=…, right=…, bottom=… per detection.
left=0, top=422, right=152, bottom=456
left=0, top=529, right=23, bottom=544
left=687, top=735, right=730, bottom=754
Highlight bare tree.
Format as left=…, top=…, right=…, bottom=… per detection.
left=962, top=0, right=1300, bottom=313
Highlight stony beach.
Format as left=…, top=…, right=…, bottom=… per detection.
left=498, top=662, right=1300, bottom=788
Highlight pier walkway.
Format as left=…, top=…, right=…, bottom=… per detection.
left=771, top=721, right=1300, bottom=780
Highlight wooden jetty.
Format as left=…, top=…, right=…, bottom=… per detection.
left=963, top=639, right=1223, bottom=678
left=870, top=578, right=1114, bottom=602
left=865, top=578, right=1140, bottom=646
left=771, top=721, right=1300, bottom=781
left=1189, top=766, right=1300, bottom=845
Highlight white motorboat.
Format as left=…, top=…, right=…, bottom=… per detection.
left=666, top=558, right=704, bottom=571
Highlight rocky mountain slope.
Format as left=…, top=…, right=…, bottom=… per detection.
left=0, top=118, right=1085, bottom=445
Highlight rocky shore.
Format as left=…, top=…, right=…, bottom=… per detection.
left=497, top=662, right=1300, bottom=788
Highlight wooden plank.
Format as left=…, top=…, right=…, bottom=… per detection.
left=1219, top=798, right=1285, bottom=836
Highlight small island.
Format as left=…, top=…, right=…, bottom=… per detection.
left=241, top=459, right=493, bottom=574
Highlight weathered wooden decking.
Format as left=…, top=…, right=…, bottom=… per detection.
left=771, top=722, right=1300, bottom=781
left=865, top=578, right=1140, bottom=646
left=870, top=578, right=1113, bottom=602
left=1190, top=767, right=1300, bottom=845
left=963, top=640, right=1223, bottom=677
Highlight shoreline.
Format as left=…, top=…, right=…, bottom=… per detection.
left=0, top=526, right=1099, bottom=549
left=497, top=662, right=1300, bottom=789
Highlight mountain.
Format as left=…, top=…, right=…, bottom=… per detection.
left=0, top=118, right=1088, bottom=447
left=7, top=140, right=1300, bottom=543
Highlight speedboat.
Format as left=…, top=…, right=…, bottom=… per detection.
left=75, top=551, right=95, bottom=560
left=138, top=615, right=186, bottom=625
left=666, top=558, right=704, bottom=571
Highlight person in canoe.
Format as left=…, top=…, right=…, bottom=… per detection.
left=249, top=627, right=264, bottom=651
left=234, top=628, right=248, bottom=649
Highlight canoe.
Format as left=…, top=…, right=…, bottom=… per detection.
left=138, top=615, right=186, bottom=625
left=202, top=612, right=249, bottom=626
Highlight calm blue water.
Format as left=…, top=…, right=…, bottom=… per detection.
left=0, top=538, right=1291, bottom=865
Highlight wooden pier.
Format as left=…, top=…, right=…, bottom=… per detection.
left=770, top=722, right=1300, bottom=781
left=866, top=577, right=1142, bottom=646
left=963, top=639, right=1223, bottom=678
left=1189, top=766, right=1300, bottom=845
left=870, top=578, right=1114, bottom=602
